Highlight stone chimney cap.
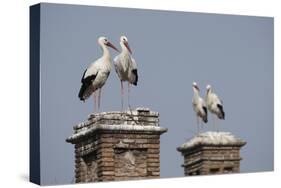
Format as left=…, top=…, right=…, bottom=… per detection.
left=177, top=131, right=246, bottom=151
left=66, top=108, right=167, bottom=144
left=73, top=108, right=159, bottom=130
left=66, top=124, right=167, bottom=144
left=87, top=108, right=156, bottom=119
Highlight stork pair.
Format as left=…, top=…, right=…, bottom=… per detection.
left=78, top=36, right=138, bottom=112
left=192, top=82, right=225, bottom=133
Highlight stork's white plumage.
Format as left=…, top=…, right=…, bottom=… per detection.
left=114, top=36, right=138, bottom=109
left=78, top=36, right=119, bottom=111
left=192, top=82, right=208, bottom=133
left=205, top=84, right=225, bottom=120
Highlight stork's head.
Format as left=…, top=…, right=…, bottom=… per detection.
left=192, top=82, right=200, bottom=91
left=206, top=84, right=212, bottom=93
left=98, top=36, right=119, bottom=52
left=120, top=35, right=132, bottom=54
left=120, top=35, right=128, bottom=42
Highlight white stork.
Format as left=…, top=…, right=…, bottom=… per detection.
left=78, top=36, right=119, bottom=111
left=114, top=36, right=138, bottom=110
left=206, top=84, right=225, bottom=131
left=192, top=82, right=208, bottom=133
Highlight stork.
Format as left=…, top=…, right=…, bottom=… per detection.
left=205, top=84, right=225, bottom=131
left=114, top=36, right=138, bottom=110
left=192, top=82, right=208, bottom=133
left=78, top=36, right=119, bottom=112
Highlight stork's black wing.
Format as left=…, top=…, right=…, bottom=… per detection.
left=131, top=69, right=138, bottom=86
left=78, top=69, right=97, bottom=101
left=217, top=104, right=225, bottom=120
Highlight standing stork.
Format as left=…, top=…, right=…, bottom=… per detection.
left=205, top=84, right=225, bottom=131
left=192, top=82, right=208, bottom=133
left=114, top=36, right=138, bottom=110
left=78, top=36, right=119, bottom=112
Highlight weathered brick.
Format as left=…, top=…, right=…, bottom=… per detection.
left=67, top=109, right=167, bottom=183
left=147, top=153, right=160, bottom=159
left=147, top=149, right=160, bottom=154
left=151, top=171, right=160, bottom=176
left=177, top=132, right=246, bottom=176
left=147, top=162, right=160, bottom=167
left=147, top=158, right=159, bottom=163
left=147, top=167, right=160, bottom=172
left=97, top=161, right=114, bottom=167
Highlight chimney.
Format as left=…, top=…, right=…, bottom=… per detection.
left=66, top=108, right=167, bottom=182
left=177, top=132, right=246, bottom=176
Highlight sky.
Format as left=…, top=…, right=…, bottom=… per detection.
left=39, top=3, right=273, bottom=185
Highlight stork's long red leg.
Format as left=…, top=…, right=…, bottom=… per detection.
left=98, top=88, right=102, bottom=110
left=128, top=82, right=131, bottom=109
left=200, top=118, right=204, bottom=130
left=212, top=114, right=216, bottom=132
left=216, top=116, right=219, bottom=132
left=93, top=91, right=97, bottom=113
left=196, top=116, right=199, bottom=134
left=121, top=81, right=124, bottom=111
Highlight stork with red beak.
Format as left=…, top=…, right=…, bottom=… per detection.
left=192, top=82, right=208, bottom=133
left=114, top=36, right=138, bottom=110
left=78, top=36, right=119, bottom=112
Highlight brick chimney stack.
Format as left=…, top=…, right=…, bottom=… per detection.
left=177, top=132, right=246, bottom=176
left=66, top=108, right=167, bottom=183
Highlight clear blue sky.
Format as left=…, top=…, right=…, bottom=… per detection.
left=39, top=3, right=273, bottom=185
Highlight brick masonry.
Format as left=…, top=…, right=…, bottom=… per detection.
left=66, top=108, right=167, bottom=183
left=177, top=132, right=246, bottom=176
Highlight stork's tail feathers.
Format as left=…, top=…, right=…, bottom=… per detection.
left=217, top=104, right=225, bottom=119
left=202, top=106, right=208, bottom=123
left=132, top=69, right=138, bottom=86
left=78, top=84, right=87, bottom=101
left=78, top=73, right=97, bottom=102
left=202, top=116, right=208, bottom=123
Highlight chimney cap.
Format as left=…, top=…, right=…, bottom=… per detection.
left=177, top=131, right=246, bottom=152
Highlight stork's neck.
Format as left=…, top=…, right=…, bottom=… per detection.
left=206, top=89, right=212, bottom=96
left=193, top=88, right=200, bottom=99
left=101, top=44, right=111, bottom=60
left=120, top=42, right=130, bottom=55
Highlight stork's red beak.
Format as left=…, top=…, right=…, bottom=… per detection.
left=106, top=42, right=119, bottom=52
left=124, top=41, right=132, bottom=54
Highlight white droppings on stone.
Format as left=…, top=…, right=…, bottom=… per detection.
left=135, top=107, right=150, bottom=112
left=67, top=124, right=167, bottom=143
left=67, top=108, right=166, bottom=143
left=74, top=108, right=159, bottom=130
left=178, top=132, right=246, bottom=150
